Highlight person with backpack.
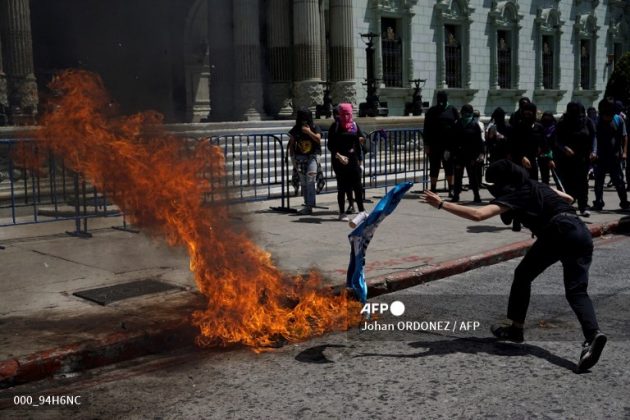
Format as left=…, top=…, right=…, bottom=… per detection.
left=421, top=159, right=607, bottom=372
left=327, top=103, right=367, bottom=221
left=592, top=98, right=629, bottom=211
left=288, top=108, right=322, bottom=215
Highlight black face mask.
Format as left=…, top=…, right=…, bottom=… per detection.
left=437, top=93, right=448, bottom=108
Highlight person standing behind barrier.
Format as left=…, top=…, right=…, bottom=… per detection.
left=288, top=108, right=322, bottom=215
left=592, top=98, right=629, bottom=211
left=486, top=107, right=512, bottom=163
left=328, top=103, right=366, bottom=221
left=555, top=102, right=596, bottom=217
left=615, top=101, right=630, bottom=191
left=538, top=112, right=557, bottom=185
left=451, top=104, right=483, bottom=203
left=423, top=91, right=459, bottom=195
left=510, top=102, right=544, bottom=182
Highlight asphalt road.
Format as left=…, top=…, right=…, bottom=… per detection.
left=2, top=234, right=629, bottom=419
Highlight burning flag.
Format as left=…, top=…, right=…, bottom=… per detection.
left=35, top=69, right=362, bottom=350
left=347, top=182, right=413, bottom=303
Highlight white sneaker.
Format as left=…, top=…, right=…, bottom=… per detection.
left=338, top=213, right=349, bottom=221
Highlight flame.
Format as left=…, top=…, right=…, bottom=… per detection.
left=35, top=70, right=362, bottom=349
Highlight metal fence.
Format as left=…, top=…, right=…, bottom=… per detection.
left=1, top=128, right=434, bottom=235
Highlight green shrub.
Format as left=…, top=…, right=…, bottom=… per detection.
left=605, top=52, right=630, bottom=109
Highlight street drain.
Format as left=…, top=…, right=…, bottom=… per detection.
left=73, top=279, right=181, bottom=305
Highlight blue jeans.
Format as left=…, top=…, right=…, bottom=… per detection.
left=295, top=155, right=318, bottom=208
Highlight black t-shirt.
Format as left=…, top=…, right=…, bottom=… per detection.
left=289, top=124, right=322, bottom=156
left=423, top=105, right=459, bottom=149
left=556, top=117, right=595, bottom=160
left=327, top=122, right=365, bottom=167
left=491, top=182, right=575, bottom=236
left=511, top=122, right=544, bottom=163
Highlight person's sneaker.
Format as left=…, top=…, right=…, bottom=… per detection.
left=346, top=204, right=356, bottom=214
left=579, top=209, right=591, bottom=217
left=297, top=206, right=313, bottom=215
left=491, top=324, right=524, bottom=343
left=338, top=213, right=349, bottom=222
left=577, top=331, right=607, bottom=372
left=473, top=194, right=482, bottom=203
left=620, top=201, right=630, bottom=210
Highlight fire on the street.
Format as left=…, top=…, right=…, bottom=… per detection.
left=35, top=70, right=362, bottom=349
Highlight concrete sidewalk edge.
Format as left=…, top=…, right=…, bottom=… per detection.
left=1, top=217, right=628, bottom=389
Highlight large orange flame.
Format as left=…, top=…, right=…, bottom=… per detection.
left=36, top=70, right=362, bottom=349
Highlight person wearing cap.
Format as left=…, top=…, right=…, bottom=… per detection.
left=421, top=159, right=607, bottom=372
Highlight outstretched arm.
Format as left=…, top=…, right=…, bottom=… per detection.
left=422, top=190, right=507, bottom=221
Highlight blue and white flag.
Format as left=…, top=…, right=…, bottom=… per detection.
left=346, top=182, right=414, bottom=303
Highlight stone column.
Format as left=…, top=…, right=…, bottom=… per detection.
left=293, top=0, right=323, bottom=110
left=0, top=0, right=38, bottom=119
left=329, top=0, right=356, bottom=106
left=266, top=0, right=293, bottom=118
left=233, top=0, right=264, bottom=120
left=207, top=0, right=235, bottom=121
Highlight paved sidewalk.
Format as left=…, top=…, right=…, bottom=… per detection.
left=1, top=184, right=629, bottom=387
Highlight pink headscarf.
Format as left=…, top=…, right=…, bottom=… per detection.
left=338, top=103, right=356, bottom=133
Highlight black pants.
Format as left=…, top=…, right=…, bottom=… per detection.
left=557, top=160, right=590, bottom=212
left=453, top=160, right=480, bottom=198
left=333, top=163, right=364, bottom=213
left=507, top=214, right=599, bottom=340
left=594, top=156, right=627, bottom=205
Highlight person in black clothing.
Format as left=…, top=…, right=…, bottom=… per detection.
left=423, top=91, right=459, bottom=194
left=486, top=107, right=512, bottom=163
left=451, top=104, right=484, bottom=203
left=288, top=108, right=322, bottom=215
left=328, top=103, right=366, bottom=221
left=555, top=102, right=596, bottom=217
left=538, top=112, right=557, bottom=185
left=592, top=98, right=629, bottom=210
left=422, top=159, right=607, bottom=372
left=508, top=96, right=531, bottom=128
left=510, top=102, right=544, bottom=181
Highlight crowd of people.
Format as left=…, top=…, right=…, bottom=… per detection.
left=424, top=91, right=630, bottom=216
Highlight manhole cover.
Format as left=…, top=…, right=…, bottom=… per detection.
left=73, top=279, right=180, bottom=305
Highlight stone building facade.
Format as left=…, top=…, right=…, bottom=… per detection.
left=2, top=0, right=630, bottom=124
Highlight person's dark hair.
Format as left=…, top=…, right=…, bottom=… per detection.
left=614, top=100, right=625, bottom=115
left=436, top=91, right=448, bottom=107
left=598, top=98, right=615, bottom=116
left=484, top=159, right=544, bottom=208
left=521, top=102, right=537, bottom=115
left=518, top=97, right=531, bottom=109
left=540, top=111, right=556, bottom=126
left=461, top=104, right=473, bottom=114
left=491, top=107, right=506, bottom=122
left=296, top=107, right=314, bottom=128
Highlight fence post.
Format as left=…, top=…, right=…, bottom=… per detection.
left=65, top=171, right=92, bottom=238
left=269, top=134, right=297, bottom=213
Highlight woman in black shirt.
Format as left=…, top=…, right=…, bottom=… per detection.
left=422, top=159, right=606, bottom=372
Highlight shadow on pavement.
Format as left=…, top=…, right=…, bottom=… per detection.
left=466, top=225, right=512, bottom=233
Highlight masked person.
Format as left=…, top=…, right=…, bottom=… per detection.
left=555, top=102, right=596, bottom=217
left=451, top=104, right=484, bottom=202
left=423, top=91, right=459, bottom=194
left=328, top=103, right=367, bottom=221
left=510, top=102, right=544, bottom=181
left=486, top=107, right=512, bottom=163
left=288, top=108, right=322, bottom=215
left=591, top=98, right=629, bottom=211
left=421, top=159, right=607, bottom=372
left=508, top=96, right=531, bottom=128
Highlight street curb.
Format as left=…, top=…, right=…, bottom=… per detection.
left=0, top=319, right=197, bottom=389
left=365, top=217, right=629, bottom=298
left=1, top=217, right=627, bottom=388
